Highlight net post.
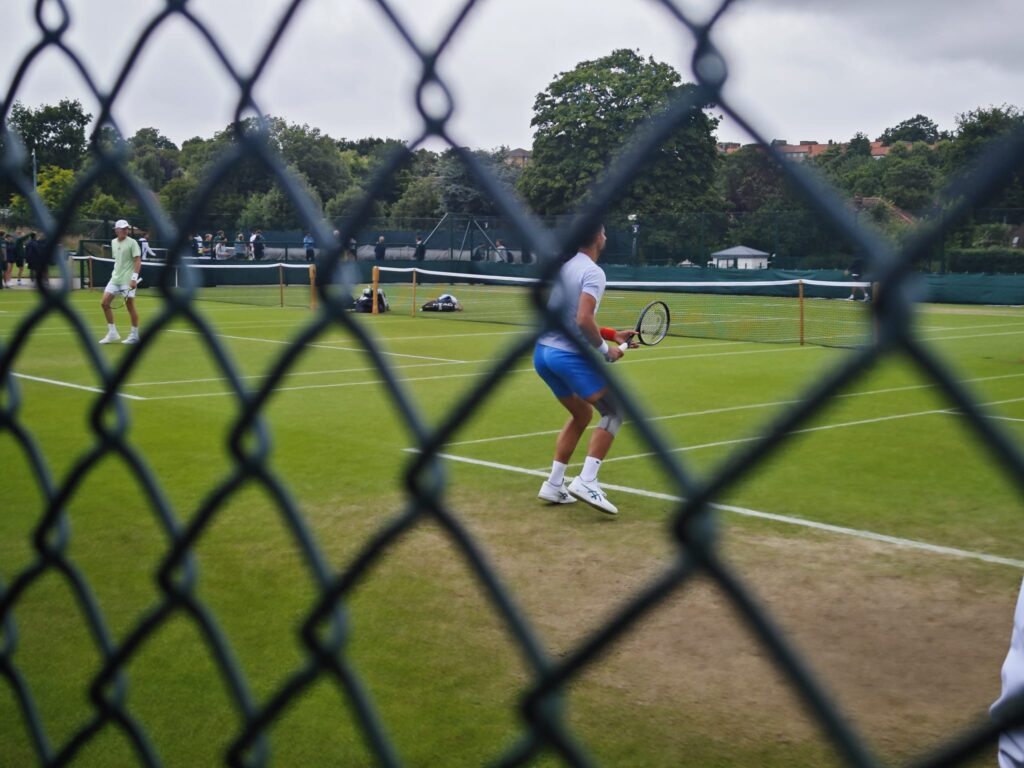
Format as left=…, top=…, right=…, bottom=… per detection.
left=309, top=265, right=317, bottom=311
left=88, top=255, right=93, bottom=291
left=411, top=268, right=417, bottom=317
left=798, top=280, right=805, bottom=346
left=372, top=266, right=380, bottom=314
left=278, top=264, right=284, bottom=307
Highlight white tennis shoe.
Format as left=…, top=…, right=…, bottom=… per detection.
left=98, top=331, right=121, bottom=344
left=538, top=480, right=576, bottom=504
left=122, top=334, right=140, bottom=345
left=567, top=476, right=618, bottom=515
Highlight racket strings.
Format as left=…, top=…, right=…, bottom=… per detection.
left=638, top=305, right=669, bottom=344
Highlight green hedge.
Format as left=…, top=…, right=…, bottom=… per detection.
left=945, top=247, right=1024, bottom=274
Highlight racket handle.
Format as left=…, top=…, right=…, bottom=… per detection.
left=618, top=342, right=629, bottom=351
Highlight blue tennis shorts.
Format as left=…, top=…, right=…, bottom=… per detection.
left=533, top=344, right=607, bottom=400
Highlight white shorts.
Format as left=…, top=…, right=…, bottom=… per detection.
left=104, top=281, right=137, bottom=298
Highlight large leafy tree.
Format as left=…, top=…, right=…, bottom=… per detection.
left=438, top=147, right=520, bottom=215
left=127, top=127, right=180, bottom=191
left=8, top=99, right=92, bottom=171
left=518, top=49, right=720, bottom=216
left=878, top=114, right=942, bottom=146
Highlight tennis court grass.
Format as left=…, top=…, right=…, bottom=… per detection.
left=3, top=290, right=1023, bottom=766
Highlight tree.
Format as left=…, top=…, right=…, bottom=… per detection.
left=389, top=176, right=441, bottom=222
left=438, top=147, right=520, bottom=215
left=878, top=114, right=942, bottom=145
left=128, top=127, right=180, bottom=191
left=9, top=165, right=76, bottom=219
left=943, top=104, right=1024, bottom=211
left=273, top=119, right=351, bottom=203
left=880, top=145, right=938, bottom=211
left=518, top=49, right=720, bottom=216
left=8, top=99, right=92, bottom=171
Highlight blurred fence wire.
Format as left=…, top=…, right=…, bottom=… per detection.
left=2, top=0, right=1024, bottom=766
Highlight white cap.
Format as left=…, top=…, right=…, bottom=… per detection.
left=114, top=219, right=131, bottom=229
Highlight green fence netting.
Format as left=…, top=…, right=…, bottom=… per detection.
left=3, top=1, right=1024, bottom=766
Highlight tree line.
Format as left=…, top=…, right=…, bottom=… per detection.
left=2, top=49, right=1021, bottom=265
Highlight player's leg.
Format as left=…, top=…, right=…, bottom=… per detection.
left=551, top=349, right=621, bottom=515
left=98, top=285, right=121, bottom=343
left=534, top=345, right=584, bottom=504
left=123, top=296, right=140, bottom=344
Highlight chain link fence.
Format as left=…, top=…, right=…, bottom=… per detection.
left=2, top=0, right=1024, bottom=765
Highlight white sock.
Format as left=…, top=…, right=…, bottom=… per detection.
left=548, top=461, right=567, bottom=487
left=108, top=323, right=117, bottom=333
left=130, top=326, right=139, bottom=337
left=581, top=456, right=602, bottom=483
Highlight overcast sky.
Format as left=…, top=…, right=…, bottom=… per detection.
left=2, top=0, right=1022, bottom=152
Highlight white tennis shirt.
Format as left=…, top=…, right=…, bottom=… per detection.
left=536, top=252, right=606, bottom=353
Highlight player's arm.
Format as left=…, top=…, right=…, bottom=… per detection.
left=577, top=293, right=623, bottom=361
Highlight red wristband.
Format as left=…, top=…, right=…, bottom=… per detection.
left=599, top=327, right=617, bottom=340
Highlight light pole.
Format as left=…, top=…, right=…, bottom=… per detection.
left=31, top=146, right=37, bottom=190
left=628, top=213, right=639, bottom=265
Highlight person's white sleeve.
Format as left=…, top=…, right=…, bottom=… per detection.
left=580, top=263, right=606, bottom=300
left=994, top=576, right=1024, bottom=767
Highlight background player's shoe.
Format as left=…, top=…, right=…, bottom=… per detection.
left=122, top=333, right=140, bottom=345
left=98, top=331, right=121, bottom=344
left=568, top=476, right=618, bottom=515
left=538, top=479, right=576, bottom=504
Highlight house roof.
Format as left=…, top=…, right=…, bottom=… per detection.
left=711, top=245, right=770, bottom=257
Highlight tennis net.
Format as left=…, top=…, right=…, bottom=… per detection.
left=373, top=266, right=874, bottom=348
left=75, top=256, right=318, bottom=309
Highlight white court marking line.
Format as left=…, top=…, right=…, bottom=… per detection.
left=133, top=343, right=812, bottom=399
left=126, top=358, right=474, bottom=387
left=407, top=450, right=1024, bottom=570
left=12, top=372, right=146, bottom=400
left=139, top=367, right=526, bottom=401
left=168, top=328, right=464, bottom=363
left=919, top=320, right=1024, bottom=333
left=445, top=371, right=1024, bottom=448
left=590, top=395, right=1024, bottom=467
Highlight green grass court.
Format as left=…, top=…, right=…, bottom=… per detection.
left=3, top=288, right=1024, bottom=766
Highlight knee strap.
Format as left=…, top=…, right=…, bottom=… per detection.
left=593, top=393, right=623, bottom=436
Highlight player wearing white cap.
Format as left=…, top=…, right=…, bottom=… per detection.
left=99, top=219, right=142, bottom=345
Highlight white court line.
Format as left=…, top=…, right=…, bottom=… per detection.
left=407, top=450, right=1024, bottom=570
left=12, top=372, right=146, bottom=400
left=446, top=371, right=1024, bottom=448
left=168, top=328, right=464, bottom=363
left=919, top=320, right=1024, bottom=333
left=126, top=358, right=471, bottom=387
left=140, top=367, right=531, bottom=401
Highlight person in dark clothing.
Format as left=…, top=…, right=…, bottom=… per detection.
left=374, top=236, right=387, bottom=261
left=414, top=235, right=426, bottom=261
left=846, top=256, right=870, bottom=301
left=252, top=229, right=265, bottom=261
left=25, top=232, right=46, bottom=288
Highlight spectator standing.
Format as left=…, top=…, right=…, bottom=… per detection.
left=374, top=236, right=386, bottom=261
left=138, top=232, right=158, bottom=261
left=12, top=232, right=30, bottom=284
left=252, top=229, right=265, bottom=261
left=414, top=235, right=426, bottom=261
left=495, top=239, right=509, bottom=263
left=24, top=233, right=42, bottom=287
left=234, top=233, right=246, bottom=258
left=0, top=231, right=6, bottom=289
left=303, top=232, right=315, bottom=262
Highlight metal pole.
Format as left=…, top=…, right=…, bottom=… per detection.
left=32, top=147, right=37, bottom=190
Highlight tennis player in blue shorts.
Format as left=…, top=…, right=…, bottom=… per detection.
left=534, top=222, right=635, bottom=515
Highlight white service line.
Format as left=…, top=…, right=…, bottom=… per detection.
left=168, top=328, right=465, bottom=363
left=445, top=371, right=1024, bottom=448
left=12, top=372, right=146, bottom=400
left=140, top=367, right=533, bottom=401
left=407, top=450, right=1024, bottom=570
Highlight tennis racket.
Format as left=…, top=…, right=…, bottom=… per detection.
left=618, top=300, right=670, bottom=350
left=109, top=276, right=142, bottom=309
